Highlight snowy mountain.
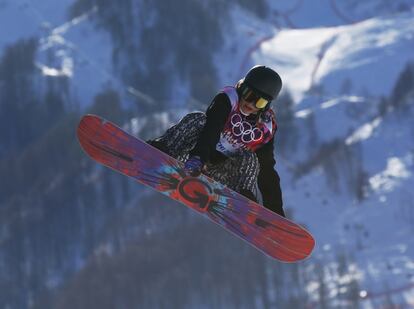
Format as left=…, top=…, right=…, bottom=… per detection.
left=1, top=0, right=414, bottom=308
left=268, top=0, right=414, bottom=28
left=254, top=9, right=414, bottom=308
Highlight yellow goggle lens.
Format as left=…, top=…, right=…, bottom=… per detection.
left=255, top=97, right=269, bottom=109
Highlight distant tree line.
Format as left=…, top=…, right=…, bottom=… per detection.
left=0, top=39, right=68, bottom=160
left=45, top=217, right=311, bottom=309
left=274, top=90, right=299, bottom=156
left=68, top=0, right=269, bottom=110
left=0, top=40, right=135, bottom=306
left=378, top=61, right=414, bottom=115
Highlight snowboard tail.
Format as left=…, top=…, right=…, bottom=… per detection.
left=77, top=114, right=315, bottom=262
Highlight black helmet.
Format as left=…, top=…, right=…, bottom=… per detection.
left=243, top=65, right=282, bottom=100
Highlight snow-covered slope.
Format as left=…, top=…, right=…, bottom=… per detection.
left=287, top=102, right=414, bottom=303
left=127, top=9, right=414, bottom=305
left=252, top=10, right=414, bottom=307
left=0, top=0, right=121, bottom=108
left=267, top=0, right=414, bottom=28
left=256, top=12, right=414, bottom=102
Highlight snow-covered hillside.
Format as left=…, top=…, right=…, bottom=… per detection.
left=252, top=10, right=414, bottom=307
left=1, top=0, right=120, bottom=107
left=255, top=12, right=414, bottom=102
left=268, top=0, right=414, bottom=28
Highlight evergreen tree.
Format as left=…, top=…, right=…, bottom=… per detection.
left=392, top=62, right=414, bottom=108
left=275, top=90, right=298, bottom=156
left=0, top=38, right=67, bottom=159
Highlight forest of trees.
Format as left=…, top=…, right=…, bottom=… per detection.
left=68, top=0, right=269, bottom=109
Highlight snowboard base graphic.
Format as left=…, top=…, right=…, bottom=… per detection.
left=77, top=114, right=315, bottom=262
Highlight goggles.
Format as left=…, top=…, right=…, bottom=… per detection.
left=241, top=87, right=270, bottom=109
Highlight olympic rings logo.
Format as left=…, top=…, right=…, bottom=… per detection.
left=230, top=114, right=263, bottom=143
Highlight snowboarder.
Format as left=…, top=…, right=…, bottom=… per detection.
left=147, top=65, right=285, bottom=217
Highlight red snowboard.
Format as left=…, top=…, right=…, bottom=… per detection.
left=77, top=114, right=315, bottom=262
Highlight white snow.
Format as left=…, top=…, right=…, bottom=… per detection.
left=369, top=156, right=412, bottom=193
left=253, top=7, right=414, bottom=306
left=255, top=13, right=414, bottom=103
left=0, top=0, right=127, bottom=108
left=35, top=57, right=74, bottom=77
left=257, top=26, right=338, bottom=102
left=345, top=117, right=382, bottom=145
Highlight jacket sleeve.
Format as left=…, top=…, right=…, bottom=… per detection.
left=189, top=93, right=231, bottom=163
left=256, top=136, right=285, bottom=217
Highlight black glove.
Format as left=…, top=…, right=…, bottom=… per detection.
left=184, top=156, right=204, bottom=177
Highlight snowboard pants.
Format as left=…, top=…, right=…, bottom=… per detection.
left=148, top=112, right=259, bottom=201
